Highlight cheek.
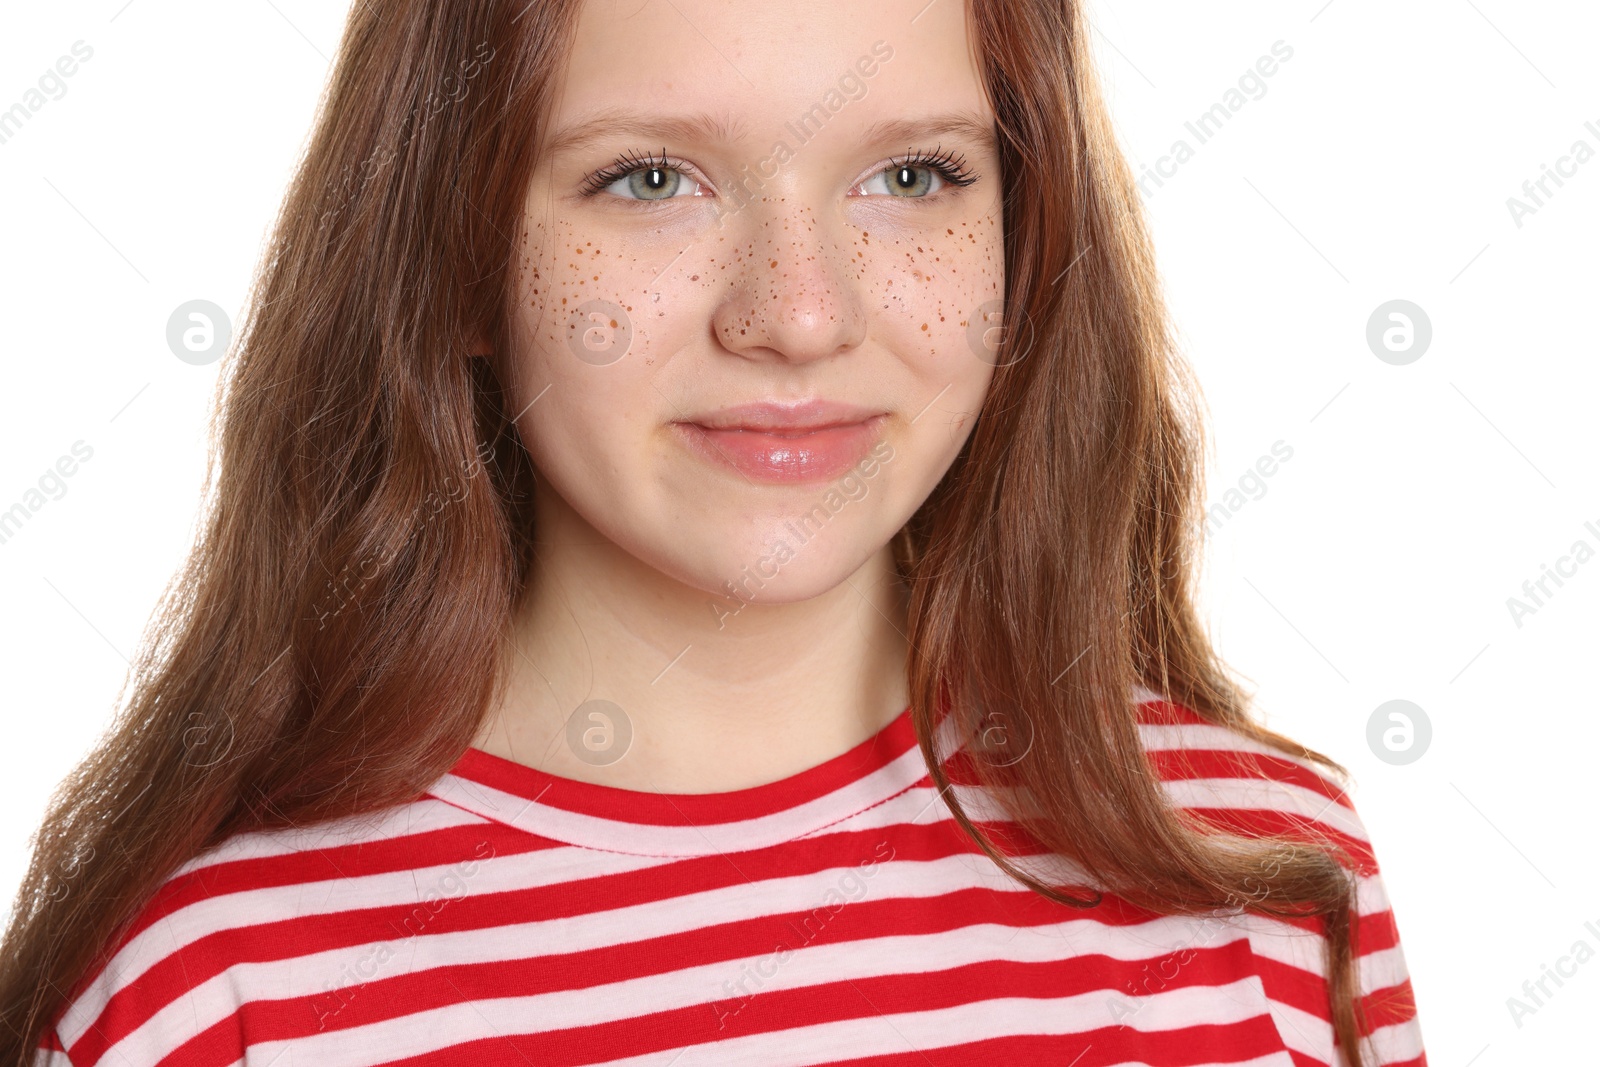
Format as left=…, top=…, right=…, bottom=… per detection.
left=854, top=213, right=1006, bottom=399
left=506, top=217, right=734, bottom=488
left=851, top=214, right=998, bottom=435
left=512, top=216, right=717, bottom=378
left=503, top=224, right=643, bottom=480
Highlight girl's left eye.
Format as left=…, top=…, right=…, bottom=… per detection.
left=854, top=150, right=979, bottom=198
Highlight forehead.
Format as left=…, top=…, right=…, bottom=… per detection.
left=546, top=0, right=993, bottom=156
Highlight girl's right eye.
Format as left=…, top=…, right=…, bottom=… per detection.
left=580, top=151, right=706, bottom=201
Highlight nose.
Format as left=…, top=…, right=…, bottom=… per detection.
left=711, top=201, right=869, bottom=365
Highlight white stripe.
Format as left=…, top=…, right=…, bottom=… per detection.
left=1366, top=1015, right=1427, bottom=1064
left=1139, top=723, right=1348, bottom=782
left=1358, top=945, right=1415, bottom=1001
left=167, top=798, right=491, bottom=877
left=1132, top=682, right=1168, bottom=705
left=427, top=740, right=932, bottom=857
left=1355, top=868, right=1392, bottom=913
left=1160, top=777, right=1370, bottom=843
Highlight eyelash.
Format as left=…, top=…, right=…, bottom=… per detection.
left=577, top=145, right=979, bottom=200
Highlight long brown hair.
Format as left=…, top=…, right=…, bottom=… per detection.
left=0, top=2, right=1386, bottom=1063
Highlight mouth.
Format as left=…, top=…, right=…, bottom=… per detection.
left=671, top=414, right=889, bottom=484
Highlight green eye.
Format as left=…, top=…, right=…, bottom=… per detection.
left=618, top=165, right=686, bottom=200
left=583, top=151, right=703, bottom=201
left=855, top=149, right=978, bottom=199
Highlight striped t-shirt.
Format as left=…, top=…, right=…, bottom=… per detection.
left=35, top=695, right=1426, bottom=1066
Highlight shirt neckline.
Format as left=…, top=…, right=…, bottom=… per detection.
left=423, top=704, right=929, bottom=857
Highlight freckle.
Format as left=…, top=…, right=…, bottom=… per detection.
left=690, top=274, right=699, bottom=281
left=921, top=323, right=928, bottom=331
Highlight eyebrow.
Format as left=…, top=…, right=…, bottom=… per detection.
left=542, top=107, right=998, bottom=158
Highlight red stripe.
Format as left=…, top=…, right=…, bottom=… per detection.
left=450, top=705, right=919, bottom=826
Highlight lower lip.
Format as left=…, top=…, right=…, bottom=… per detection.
left=673, top=415, right=887, bottom=483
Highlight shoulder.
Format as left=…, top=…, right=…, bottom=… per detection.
left=1133, top=693, right=1427, bottom=1064
left=42, top=791, right=500, bottom=1067
left=1132, top=692, right=1377, bottom=876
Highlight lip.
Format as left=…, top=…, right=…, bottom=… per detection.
left=672, top=402, right=888, bottom=483
left=677, top=399, right=886, bottom=433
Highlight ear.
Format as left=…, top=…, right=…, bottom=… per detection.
left=467, top=328, right=493, bottom=357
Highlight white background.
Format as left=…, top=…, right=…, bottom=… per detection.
left=1, top=1, right=1596, bottom=1062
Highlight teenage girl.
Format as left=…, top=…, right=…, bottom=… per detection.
left=2, top=2, right=1426, bottom=1065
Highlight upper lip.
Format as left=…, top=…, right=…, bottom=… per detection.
left=680, top=400, right=886, bottom=433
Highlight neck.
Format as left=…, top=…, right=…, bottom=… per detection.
left=471, top=488, right=913, bottom=793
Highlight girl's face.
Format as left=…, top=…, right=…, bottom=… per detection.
left=501, top=0, right=1004, bottom=609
